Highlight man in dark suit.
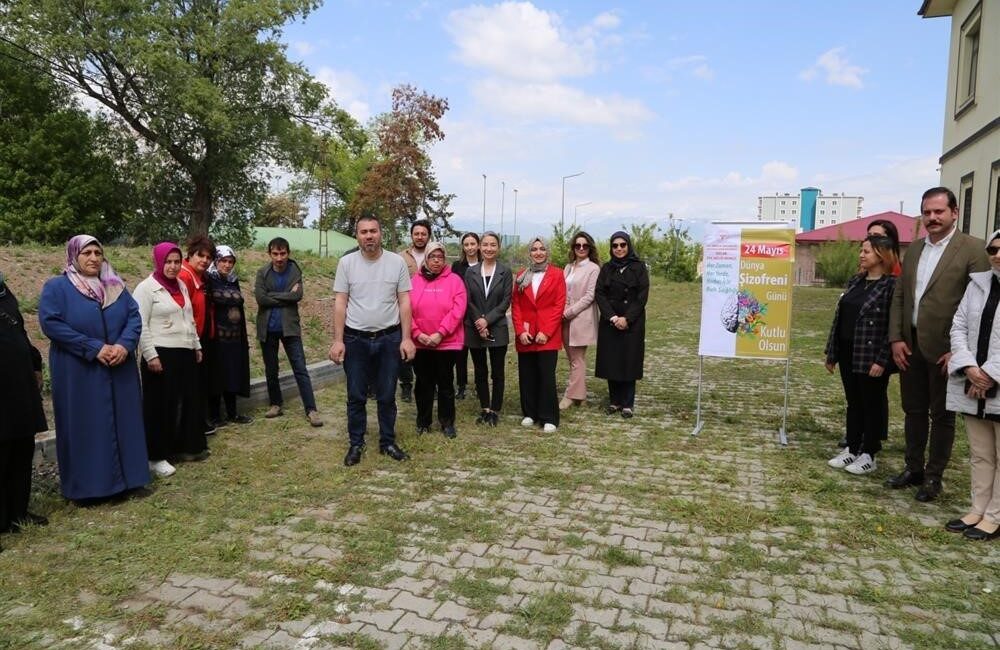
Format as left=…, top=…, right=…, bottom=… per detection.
left=887, top=187, right=990, bottom=501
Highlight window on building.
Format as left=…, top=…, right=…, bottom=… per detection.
left=960, top=173, right=974, bottom=234
left=956, top=3, right=981, bottom=114
left=780, top=200, right=786, bottom=205
left=819, top=210, right=825, bottom=215
left=780, top=210, right=785, bottom=214
left=820, top=200, right=825, bottom=206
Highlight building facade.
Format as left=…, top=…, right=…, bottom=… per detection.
left=921, top=0, right=1000, bottom=238
left=757, top=188, right=864, bottom=232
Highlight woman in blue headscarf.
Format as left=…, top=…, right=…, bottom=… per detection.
left=39, top=235, right=150, bottom=502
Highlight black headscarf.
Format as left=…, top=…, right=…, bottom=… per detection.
left=608, top=231, right=640, bottom=271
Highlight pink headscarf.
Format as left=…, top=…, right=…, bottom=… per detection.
left=152, top=242, right=183, bottom=296
left=64, top=234, right=125, bottom=309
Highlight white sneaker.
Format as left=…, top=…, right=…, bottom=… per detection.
left=149, top=460, right=176, bottom=478
left=542, top=423, right=557, bottom=433
left=845, top=453, right=877, bottom=475
left=521, top=417, right=534, bottom=427
left=827, top=449, right=856, bottom=469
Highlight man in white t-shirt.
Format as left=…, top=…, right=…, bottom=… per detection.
left=330, top=215, right=416, bottom=467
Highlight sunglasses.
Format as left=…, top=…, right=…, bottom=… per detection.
left=988, top=246, right=1000, bottom=255
left=574, top=243, right=590, bottom=250
left=611, top=242, right=628, bottom=249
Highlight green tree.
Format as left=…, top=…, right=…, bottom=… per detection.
left=255, top=194, right=306, bottom=228
left=815, top=236, right=860, bottom=288
left=350, top=84, right=455, bottom=248
left=0, top=43, right=130, bottom=243
left=291, top=108, right=373, bottom=234
left=2, top=0, right=328, bottom=238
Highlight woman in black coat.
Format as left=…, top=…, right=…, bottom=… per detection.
left=595, top=232, right=649, bottom=418
left=451, top=232, right=481, bottom=400
left=205, top=245, right=252, bottom=426
left=0, top=270, right=49, bottom=545
left=464, top=231, right=512, bottom=426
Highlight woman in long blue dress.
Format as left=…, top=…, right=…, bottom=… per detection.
left=39, top=235, right=150, bottom=502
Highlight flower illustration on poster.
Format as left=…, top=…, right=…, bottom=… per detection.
left=720, top=289, right=767, bottom=336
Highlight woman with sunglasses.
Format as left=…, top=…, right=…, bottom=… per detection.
left=464, top=232, right=512, bottom=426
left=595, top=232, right=649, bottom=418
left=512, top=237, right=566, bottom=432
left=824, top=236, right=898, bottom=475
left=944, top=231, right=1000, bottom=540
left=560, top=232, right=600, bottom=410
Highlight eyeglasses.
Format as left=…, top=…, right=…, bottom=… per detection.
left=611, top=242, right=628, bottom=249
left=574, top=243, right=590, bottom=250
left=987, top=246, right=1000, bottom=255
left=427, top=254, right=446, bottom=260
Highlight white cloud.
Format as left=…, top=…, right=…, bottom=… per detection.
left=445, top=2, right=596, bottom=81
left=799, top=47, right=867, bottom=89
left=660, top=161, right=799, bottom=192
left=314, top=67, right=370, bottom=122
left=292, top=40, right=316, bottom=57
left=591, top=11, right=621, bottom=30
left=661, top=54, right=715, bottom=81
left=471, top=79, right=653, bottom=129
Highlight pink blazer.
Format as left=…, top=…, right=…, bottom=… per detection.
left=410, top=265, right=467, bottom=350
left=563, top=259, right=599, bottom=346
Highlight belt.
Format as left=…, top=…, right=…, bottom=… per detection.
left=344, top=324, right=400, bottom=339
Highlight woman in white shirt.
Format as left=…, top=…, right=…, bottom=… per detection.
left=133, top=242, right=208, bottom=477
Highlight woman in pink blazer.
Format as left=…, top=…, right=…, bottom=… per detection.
left=410, top=242, right=467, bottom=438
left=561, top=231, right=600, bottom=410
left=512, top=237, right=566, bottom=432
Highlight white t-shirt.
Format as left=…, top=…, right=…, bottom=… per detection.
left=334, top=250, right=411, bottom=331
left=913, top=226, right=957, bottom=327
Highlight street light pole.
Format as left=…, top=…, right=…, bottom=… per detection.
left=500, top=181, right=505, bottom=236
left=482, top=174, right=487, bottom=232
left=561, top=172, right=584, bottom=231
left=513, top=189, right=518, bottom=242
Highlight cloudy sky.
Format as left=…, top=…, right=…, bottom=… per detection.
left=281, top=1, right=951, bottom=239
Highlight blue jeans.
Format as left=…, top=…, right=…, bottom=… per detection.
left=343, top=330, right=401, bottom=448
left=261, top=333, right=317, bottom=413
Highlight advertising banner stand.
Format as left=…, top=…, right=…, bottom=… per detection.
left=692, top=221, right=796, bottom=445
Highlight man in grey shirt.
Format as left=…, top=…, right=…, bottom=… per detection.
left=329, top=215, right=416, bottom=466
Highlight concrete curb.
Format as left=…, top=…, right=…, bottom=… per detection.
left=34, top=360, right=344, bottom=462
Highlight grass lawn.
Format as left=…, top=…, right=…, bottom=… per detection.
left=0, top=276, right=997, bottom=649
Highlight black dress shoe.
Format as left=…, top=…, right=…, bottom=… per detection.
left=416, top=426, right=429, bottom=435
left=885, top=468, right=924, bottom=489
left=379, top=444, right=410, bottom=461
left=915, top=478, right=942, bottom=502
left=487, top=412, right=499, bottom=427
left=344, top=445, right=364, bottom=466
left=456, top=387, right=466, bottom=400
left=475, top=412, right=488, bottom=424
left=229, top=414, right=254, bottom=425
left=443, top=425, right=457, bottom=439
left=5, top=512, right=49, bottom=533
left=963, top=525, right=1000, bottom=541
left=400, top=384, right=412, bottom=403
left=606, top=405, right=620, bottom=415
left=945, top=518, right=978, bottom=533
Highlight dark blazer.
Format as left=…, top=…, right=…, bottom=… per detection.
left=889, top=231, right=989, bottom=360
left=825, top=274, right=895, bottom=374
left=464, top=261, right=512, bottom=348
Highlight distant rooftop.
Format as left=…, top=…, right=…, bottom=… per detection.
left=794, top=211, right=925, bottom=244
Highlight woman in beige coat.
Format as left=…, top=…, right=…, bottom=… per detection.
left=560, top=231, right=600, bottom=409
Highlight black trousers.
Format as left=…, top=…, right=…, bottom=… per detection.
left=455, top=347, right=470, bottom=389
left=398, top=358, right=413, bottom=388
left=413, top=349, right=459, bottom=428
left=900, top=333, right=955, bottom=479
left=837, top=345, right=888, bottom=456
left=209, top=393, right=238, bottom=420
left=518, top=350, right=559, bottom=426
left=0, top=437, right=34, bottom=533
left=608, top=380, right=637, bottom=409
left=470, top=346, right=507, bottom=411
